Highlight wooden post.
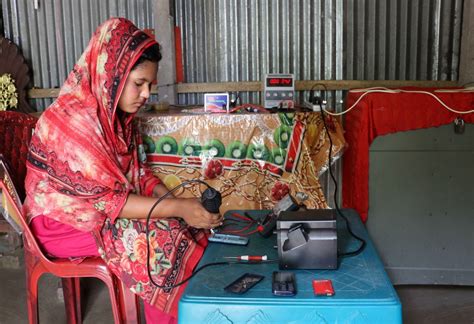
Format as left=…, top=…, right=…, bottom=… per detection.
left=154, top=0, right=177, bottom=104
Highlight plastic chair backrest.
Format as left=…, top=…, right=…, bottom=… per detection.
left=0, top=157, right=48, bottom=259
left=0, top=158, right=24, bottom=234
left=0, top=111, right=38, bottom=200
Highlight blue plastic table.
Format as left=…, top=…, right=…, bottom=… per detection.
left=178, top=209, right=402, bottom=323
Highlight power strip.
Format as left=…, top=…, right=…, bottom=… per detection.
left=303, top=101, right=326, bottom=112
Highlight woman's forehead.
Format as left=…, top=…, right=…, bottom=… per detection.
left=128, top=61, right=158, bottom=81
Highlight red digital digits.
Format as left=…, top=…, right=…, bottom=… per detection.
left=268, top=78, right=292, bottom=86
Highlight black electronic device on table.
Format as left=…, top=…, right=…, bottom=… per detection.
left=224, top=273, right=264, bottom=294
left=259, top=194, right=299, bottom=238
left=277, top=209, right=338, bottom=270
left=272, top=271, right=297, bottom=296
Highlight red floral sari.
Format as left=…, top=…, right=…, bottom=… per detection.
left=24, top=18, right=207, bottom=316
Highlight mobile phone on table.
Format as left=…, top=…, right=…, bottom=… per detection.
left=224, top=273, right=264, bottom=294
left=272, top=271, right=296, bottom=296
left=312, top=279, right=335, bottom=296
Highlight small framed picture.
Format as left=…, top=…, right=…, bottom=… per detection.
left=204, top=93, right=229, bottom=113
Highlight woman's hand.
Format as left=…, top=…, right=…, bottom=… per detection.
left=119, top=194, right=222, bottom=227
left=178, top=198, right=223, bottom=229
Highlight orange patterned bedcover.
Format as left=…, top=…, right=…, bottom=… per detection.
left=137, top=110, right=346, bottom=213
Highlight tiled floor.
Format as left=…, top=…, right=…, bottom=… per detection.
left=1, top=257, right=473, bottom=324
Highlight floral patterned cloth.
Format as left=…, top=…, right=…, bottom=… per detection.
left=101, top=218, right=207, bottom=314
left=24, top=18, right=207, bottom=316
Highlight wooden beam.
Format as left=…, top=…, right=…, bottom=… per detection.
left=176, top=80, right=459, bottom=93
left=176, top=81, right=261, bottom=93
left=28, top=88, right=60, bottom=98
left=294, top=80, right=457, bottom=91
left=28, top=80, right=458, bottom=99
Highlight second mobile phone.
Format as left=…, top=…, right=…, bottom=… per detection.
left=272, top=271, right=297, bottom=296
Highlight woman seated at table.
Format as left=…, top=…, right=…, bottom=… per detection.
left=24, top=17, right=222, bottom=324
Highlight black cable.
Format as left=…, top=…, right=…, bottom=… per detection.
left=158, top=261, right=229, bottom=289
left=151, top=259, right=278, bottom=289
left=318, top=97, right=366, bottom=257
left=230, top=92, right=241, bottom=108
left=144, top=179, right=214, bottom=288
left=144, top=180, right=278, bottom=289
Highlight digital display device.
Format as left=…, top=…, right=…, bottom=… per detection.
left=263, top=74, right=295, bottom=109
left=266, top=77, right=294, bottom=87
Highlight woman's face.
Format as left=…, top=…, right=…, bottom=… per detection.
left=117, top=60, right=158, bottom=114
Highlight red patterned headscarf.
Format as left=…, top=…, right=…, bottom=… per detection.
left=25, top=18, right=159, bottom=231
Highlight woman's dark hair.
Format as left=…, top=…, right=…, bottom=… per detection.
left=132, top=43, right=162, bottom=70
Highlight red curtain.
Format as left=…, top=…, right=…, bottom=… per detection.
left=342, top=88, right=474, bottom=222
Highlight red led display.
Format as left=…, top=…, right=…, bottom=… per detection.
left=266, top=77, right=293, bottom=87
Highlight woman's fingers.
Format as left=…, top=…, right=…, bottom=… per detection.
left=200, top=213, right=223, bottom=229
left=211, top=214, right=223, bottom=224
left=180, top=199, right=223, bottom=229
left=210, top=220, right=222, bottom=228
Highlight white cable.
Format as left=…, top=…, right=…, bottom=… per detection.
left=321, top=88, right=474, bottom=116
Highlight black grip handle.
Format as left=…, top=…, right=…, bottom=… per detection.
left=201, top=187, right=222, bottom=213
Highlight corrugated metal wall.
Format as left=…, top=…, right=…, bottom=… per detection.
left=345, top=0, right=463, bottom=80
left=175, top=0, right=345, bottom=106
left=175, top=0, right=462, bottom=105
left=1, top=0, right=155, bottom=109
left=2, top=0, right=463, bottom=108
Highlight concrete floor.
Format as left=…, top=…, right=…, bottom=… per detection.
left=0, top=251, right=473, bottom=324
